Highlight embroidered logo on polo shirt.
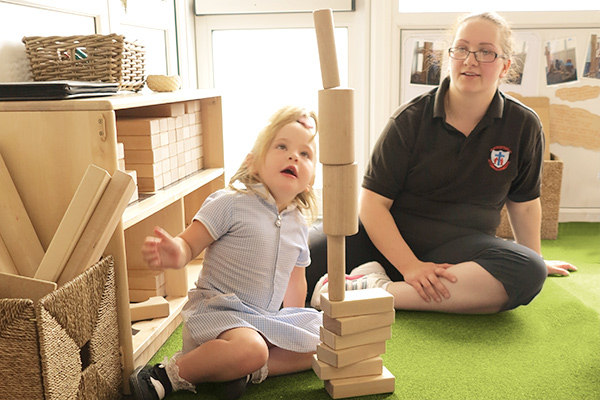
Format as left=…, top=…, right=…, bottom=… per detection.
left=489, top=146, right=511, bottom=171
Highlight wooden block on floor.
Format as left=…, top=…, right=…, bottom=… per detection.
left=320, top=325, right=392, bottom=350
left=0, top=271, right=56, bottom=303
left=0, top=151, right=45, bottom=277
left=312, top=354, right=383, bottom=381
left=35, top=164, right=111, bottom=282
left=321, top=288, right=394, bottom=318
left=324, top=309, right=395, bottom=336
left=325, top=366, right=395, bottom=399
left=317, top=341, right=386, bottom=369
left=130, top=296, right=170, bottom=322
left=127, top=269, right=165, bottom=290
left=129, top=285, right=167, bottom=302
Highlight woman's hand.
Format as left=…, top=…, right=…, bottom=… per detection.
left=400, top=260, right=457, bottom=302
left=545, top=259, right=577, bottom=276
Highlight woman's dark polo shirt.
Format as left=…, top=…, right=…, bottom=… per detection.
left=363, top=78, right=544, bottom=256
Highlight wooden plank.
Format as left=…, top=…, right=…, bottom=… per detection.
left=57, top=169, right=135, bottom=286
left=316, top=341, right=386, bottom=369
left=0, top=235, right=18, bottom=275
left=320, top=325, right=392, bottom=351
left=0, top=151, right=44, bottom=277
left=312, top=355, right=383, bottom=381
left=323, top=310, right=395, bottom=336
left=0, top=272, right=56, bottom=303
left=34, top=164, right=111, bottom=282
left=320, top=288, right=394, bottom=319
left=130, top=296, right=170, bottom=322
left=325, top=366, right=395, bottom=399
left=129, top=286, right=167, bottom=303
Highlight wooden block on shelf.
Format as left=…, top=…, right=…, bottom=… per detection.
left=118, top=135, right=162, bottom=150
left=323, top=309, right=395, bottom=336
left=129, top=285, right=167, bottom=303
left=35, top=164, right=111, bottom=282
left=127, top=269, right=165, bottom=290
left=130, top=296, right=170, bottom=322
left=125, top=170, right=139, bottom=204
left=57, top=170, right=136, bottom=286
left=0, top=151, right=45, bottom=278
left=124, top=147, right=169, bottom=164
left=118, top=103, right=186, bottom=118
left=325, top=366, right=395, bottom=399
left=320, top=288, right=394, bottom=319
left=0, top=271, right=56, bottom=303
left=138, top=176, right=164, bottom=193
left=116, top=117, right=163, bottom=135
left=316, top=341, right=386, bottom=369
left=126, top=163, right=162, bottom=179
left=312, top=354, right=383, bottom=381
left=320, top=325, right=392, bottom=351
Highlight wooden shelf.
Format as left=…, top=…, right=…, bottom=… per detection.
left=0, top=91, right=224, bottom=394
left=123, top=167, right=223, bottom=229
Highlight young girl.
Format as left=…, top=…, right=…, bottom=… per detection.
left=130, top=106, right=322, bottom=400
left=310, top=11, right=575, bottom=314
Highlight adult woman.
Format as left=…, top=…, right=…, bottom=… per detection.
left=309, top=11, right=575, bottom=314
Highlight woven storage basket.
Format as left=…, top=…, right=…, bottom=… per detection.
left=496, top=153, right=564, bottom=240
left=22, top=34, right=145, bottom=92
left=0, top=256, right=122, bottom=399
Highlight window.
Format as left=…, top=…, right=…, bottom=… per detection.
left=398, top=1, right=598, bottom=12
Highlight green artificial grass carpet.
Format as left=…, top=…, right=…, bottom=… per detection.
left=147, top=222, right=600, bottom=399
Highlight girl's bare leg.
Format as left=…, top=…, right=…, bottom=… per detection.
left=176, top=327, right=269, bottom=383
left=386, top=262, right=509, bottom=314
left=267, top=347, right=315, bottom=376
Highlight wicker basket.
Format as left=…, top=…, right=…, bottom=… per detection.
left=22, top=34, right=145, bottom=92
left=0, top=256, right=122, bottom=399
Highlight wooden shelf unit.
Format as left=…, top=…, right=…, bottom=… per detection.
left=0, top=90, right=224, bottom=393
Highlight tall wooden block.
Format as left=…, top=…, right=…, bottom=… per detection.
left=327, top=235, right=346, bottom=302
left=323, top=310, right=396, bottom=336
left=317, top=341, right=386, bottom=368
left=0, top=152, right=44, bottom=277
left=321, top=288, right=394, bottom=318
left=312, top=355, right=383, bottom=381
left=318, top=88, right=355, bottom=165
left=320, top=325, right=392, bottom=350
left=325, top=366, right=395, bottom=399
left=35, top=164, right=111, bottom=282
left=313, top=8, right=340, bottom=89
left=322, top=163, right=358, bottom=236
left=127, top=269, right=165, bottom=290
left=116, top=117, right=163, bottom=135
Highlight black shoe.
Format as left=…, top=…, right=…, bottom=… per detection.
left=220, top=375, right=250, bottom=400
left=130, top=364, right=173, bottom=400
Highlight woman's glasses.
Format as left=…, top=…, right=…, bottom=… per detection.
left=448, top=47, right=504, bottom=63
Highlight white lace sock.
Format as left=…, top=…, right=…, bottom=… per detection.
left=163, top=352, right=197, bottom=393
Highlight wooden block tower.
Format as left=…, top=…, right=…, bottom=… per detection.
left=312, top=8, right=396, bottom=399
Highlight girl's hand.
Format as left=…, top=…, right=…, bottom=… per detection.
left=141, top=227, right=184, bottom=270
left=545, top=259, right=577, bottom=276
left=401, top=260, right=456, bottom=303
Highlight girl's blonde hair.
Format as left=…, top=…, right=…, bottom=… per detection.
left=228, top=106, right=319, bottom=223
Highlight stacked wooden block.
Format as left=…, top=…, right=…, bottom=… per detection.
left=116, top=100, right=204, bottom=193
left=312, top=9, right=395, bottom=399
